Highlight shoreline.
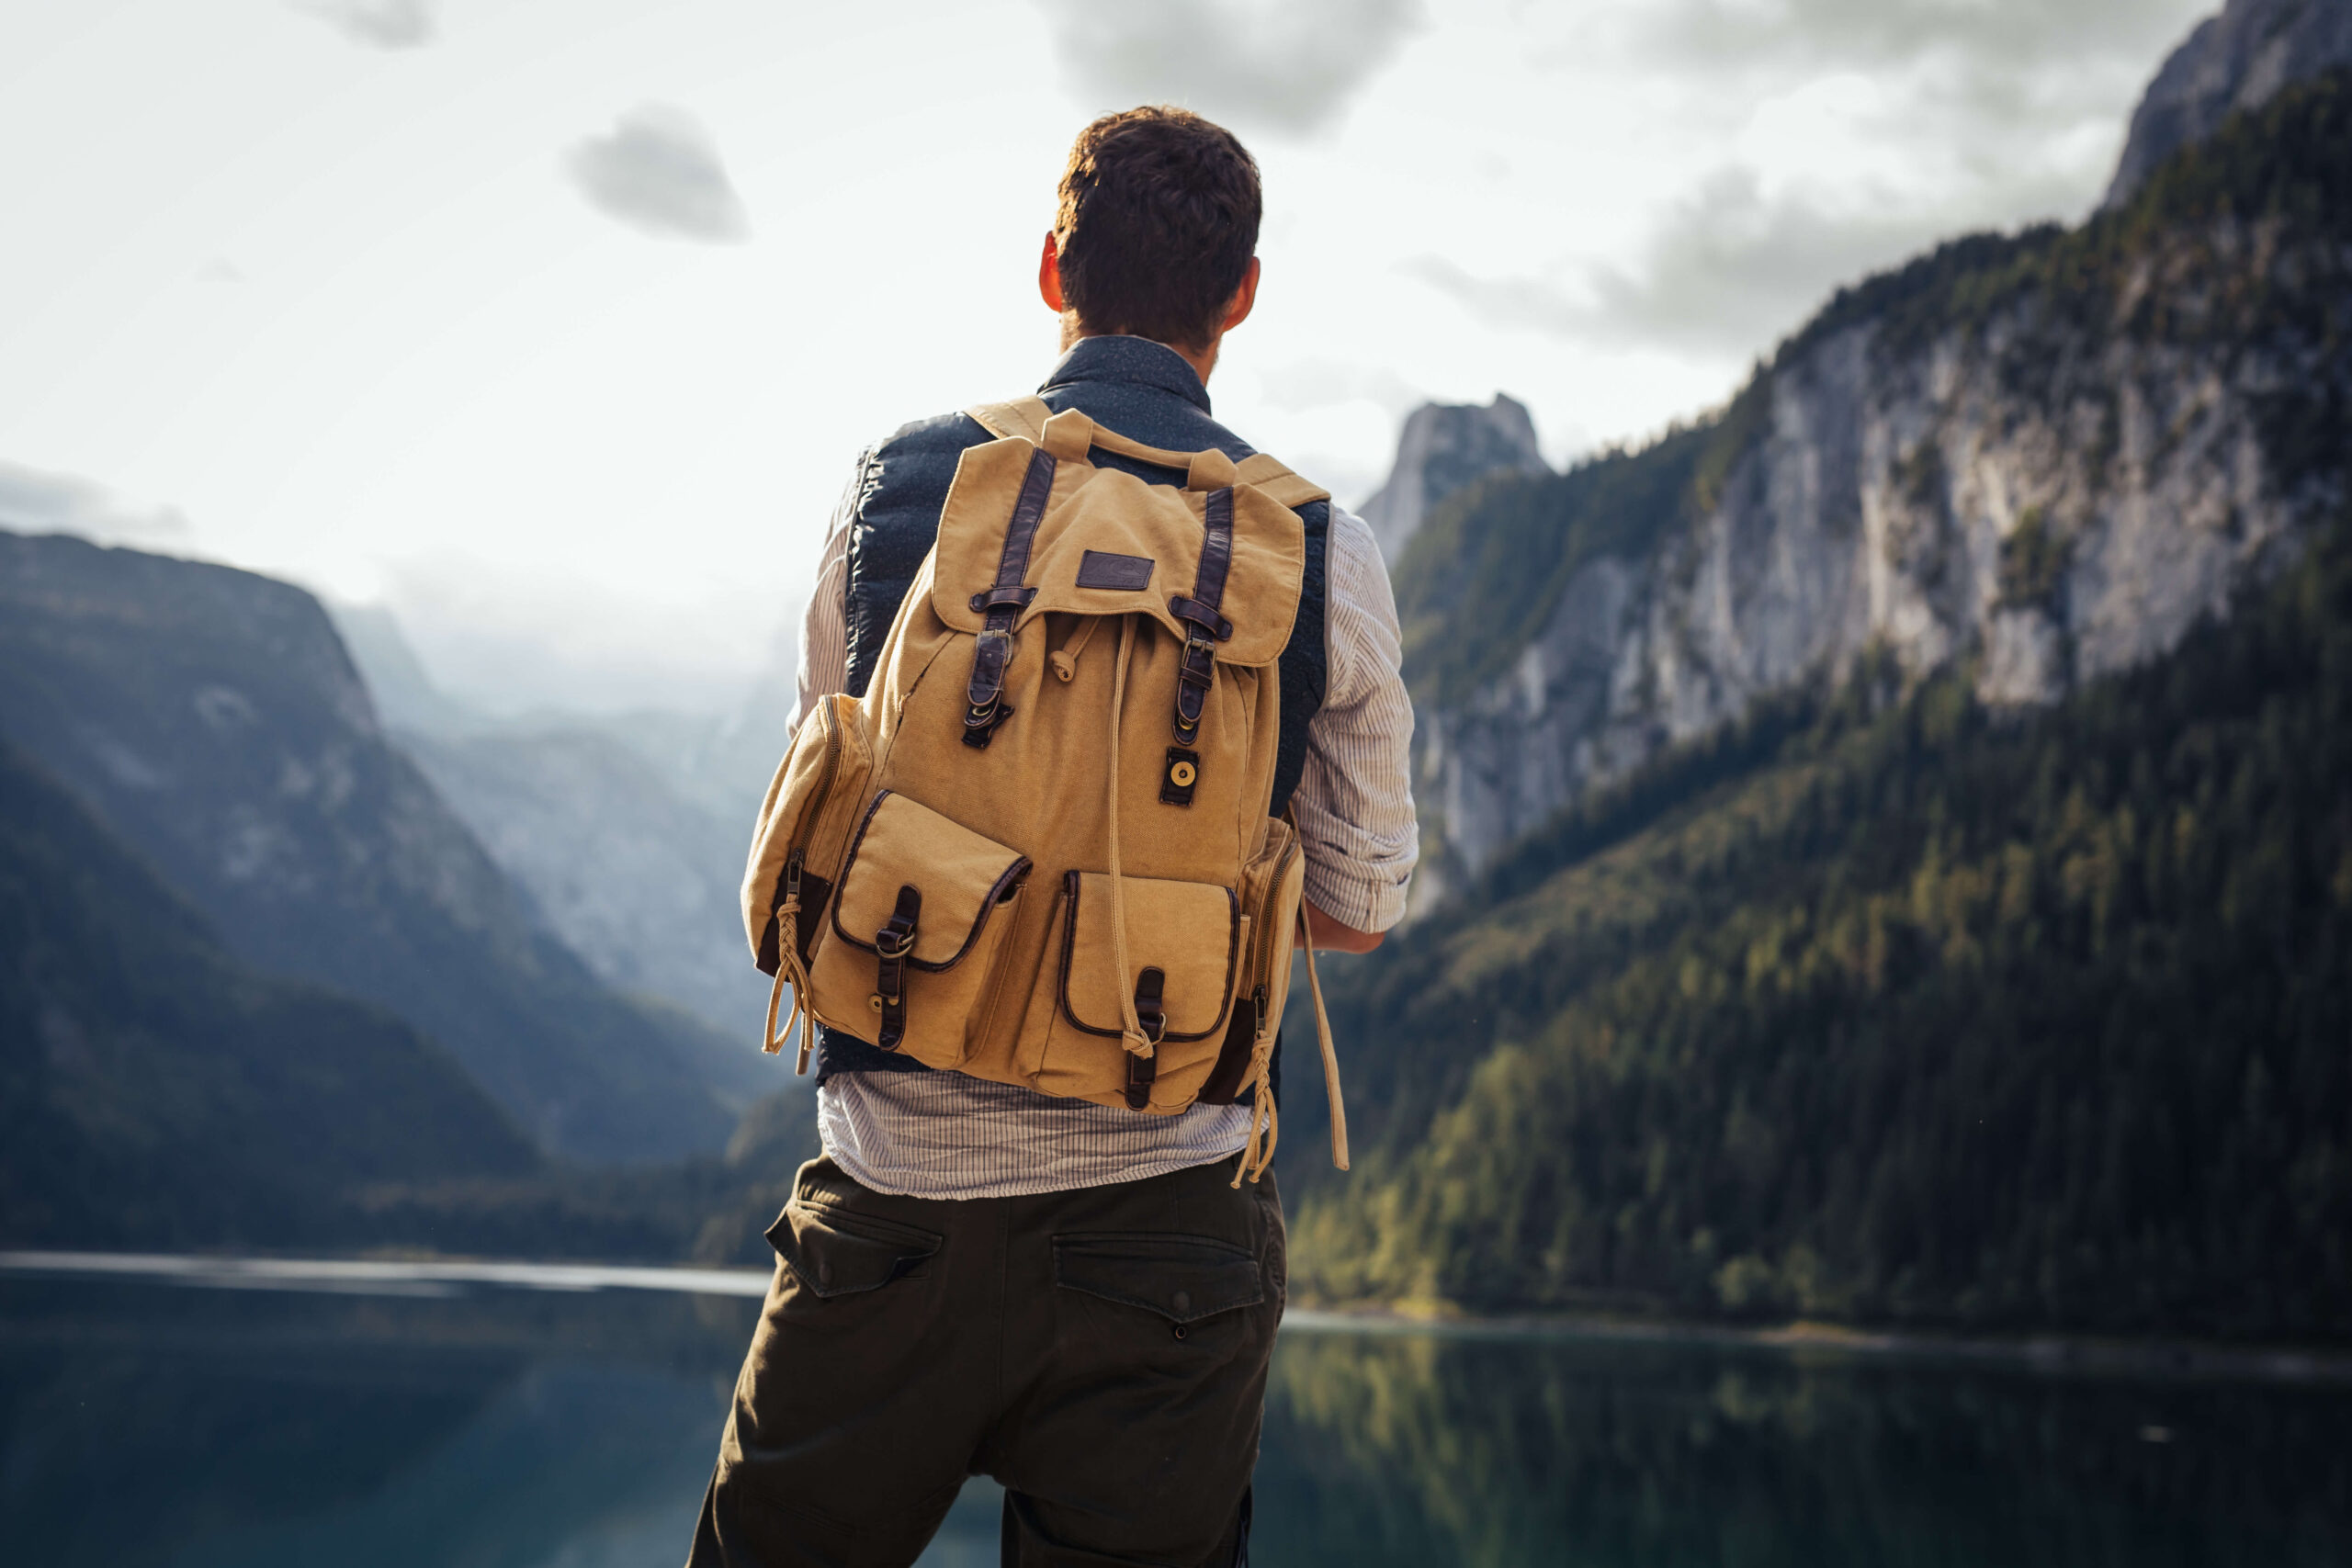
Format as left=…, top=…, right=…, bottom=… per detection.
left=5, top=1249, right=2346, bottom=1386
left=1283, top=1303, right=2352, bottom=1386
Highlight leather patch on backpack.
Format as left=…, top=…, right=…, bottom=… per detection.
left=1076, top=549, right=1156, bottom=591
left=1160, top=747, right=1201, bottom=807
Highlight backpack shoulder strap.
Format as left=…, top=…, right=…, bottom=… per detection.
left=1235, top=453, right=1330, bottom=511
left=966, top=396, right=1053, bottom=444
left=972, top=398, right=1332, bottom=510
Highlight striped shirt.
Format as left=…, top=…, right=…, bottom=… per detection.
left=790, top=443, right=1418, bottom=1201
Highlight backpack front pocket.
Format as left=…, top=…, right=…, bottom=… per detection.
left=1043, top=870, right=1239, bottom=1111
left=805, top=790, right=1032, bottom=1068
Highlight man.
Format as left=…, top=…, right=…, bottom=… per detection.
left=691, top=106, right=1417, bottom=1568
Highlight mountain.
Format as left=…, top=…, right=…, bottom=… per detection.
left=2105, top=0, right=2352, bottom=208
left=329, top=603, right=794, bottom=1042
left=0, top=531, right=749, bottom=1164
left=1400, top=65, right=2351, bottom=905
left=1282, top=59, right=2352, bottom=1337
left=1294, top=509, right=2352, bottom=1337
left=1355, top=394, right=1550, bottom=561
left=400, top=726, right=769, bottom=1041
left=0, top=739, right=540, bottom=1248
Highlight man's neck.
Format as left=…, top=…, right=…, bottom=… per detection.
left=1060, top=320, right=1218, bottom=388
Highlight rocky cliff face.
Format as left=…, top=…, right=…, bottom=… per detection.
left=1356, top=394, right=1549, bottom=559
left=1402, top=64, right=2352, bottom=902
left=2105, top=0, right=2352, bottom=209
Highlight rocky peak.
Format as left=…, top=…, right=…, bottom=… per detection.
left=2104, top=0, right=2352, bottom=208
left=1357, top=393, right=1549, bottom=559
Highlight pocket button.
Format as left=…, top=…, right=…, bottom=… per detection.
left=1171, top=1290, right=1191, bottom=1314
left=817, top=1260, right=835, bottom=1287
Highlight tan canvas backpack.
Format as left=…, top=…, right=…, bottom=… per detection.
left=741, top=397, right=1348, bottom=1182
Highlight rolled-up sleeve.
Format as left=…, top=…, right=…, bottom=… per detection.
left=1294, top=503, right=1419, bottom=932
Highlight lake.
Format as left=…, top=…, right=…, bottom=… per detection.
left=3, top=1256, right=2348, bottom=1567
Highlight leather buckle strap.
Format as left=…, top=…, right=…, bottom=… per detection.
left=1125, top=966, right=1166, bottom=1110
left=964, top=446, right=1057, bottom=749
left=968, top=585, right=1038, bottom=615
left=1172, top=631, right=1217, bottom=745
left=869, top=885, right=922, bottom=1051
left=1167, top=485, right=1235, bottom=745
left=1166, top=598, right=1233, bottom=641
left=963, top=627, right=1017, bottom=747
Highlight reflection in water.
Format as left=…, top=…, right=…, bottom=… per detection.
left=1259, top=1327, right=2352, bottom=1567
left=2, top=1272, right=2348, bottom=1566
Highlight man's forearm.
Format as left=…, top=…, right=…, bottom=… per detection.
left=1306, top=899, right=1383, bottom=953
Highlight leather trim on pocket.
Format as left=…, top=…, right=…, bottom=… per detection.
left=1051, top=1231, right=1264, bottom=1323
left=1056, top=871, right=1238, bottom=1043
left=828, top=791, right=1031, bottom=970
left=767, top=1201, right=943, bottom=1299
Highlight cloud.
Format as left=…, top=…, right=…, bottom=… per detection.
left=1031, top=0, right=1426, bottom=137
left=1643, top=0, right=2200, bottom=76
left=1632, top=0, right=2211, bottom=164
left=1408, top=167, right=1979, bottom=360
left=1407, top=0, right=2202, bottom=369
left=0, top=462, right=194, bottom=548
left=565, top=106, right=752, bottom=244
left=293, top=0, right=435, bottom=50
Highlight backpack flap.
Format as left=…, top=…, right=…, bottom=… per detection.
left=931, top=437, right=1304, bottom=670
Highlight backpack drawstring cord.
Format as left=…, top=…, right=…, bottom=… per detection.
left=1234, top=880, right=1351, bottom=1186
left=763, top=892, right=816, bottom=1075
left=1104, top=617, right=1154, bottom=1067
left=1049, top=615, right=1101, bottom=683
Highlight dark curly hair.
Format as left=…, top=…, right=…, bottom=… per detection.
left=1055, top=107, right=1261, bottom=353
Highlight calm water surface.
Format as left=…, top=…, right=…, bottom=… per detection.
left=2, top=1260, right=2347, bottom=1567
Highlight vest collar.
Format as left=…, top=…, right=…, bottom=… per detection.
left=1039, top=335, right=1212, bottom=414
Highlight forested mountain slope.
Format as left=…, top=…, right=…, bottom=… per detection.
left=1286, top=70, right=2352, bottom=1338
left=0, top=531, right=749, bottom=1163
left=0, top=741, right=540, bottom=1247
left=1295, top=509, right=2349, bottom=1336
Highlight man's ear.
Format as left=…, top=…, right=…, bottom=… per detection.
left=1038, top=231, right=1066, bottom=314
left=1221, top=257, right=1261, bottom=333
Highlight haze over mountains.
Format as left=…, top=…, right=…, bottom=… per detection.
left=331, top=603, right=792, bottom=1042
left=0, top=532, right=765, bottom=1168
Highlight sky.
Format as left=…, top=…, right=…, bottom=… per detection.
left=0, top=0, right=2214, bottom=716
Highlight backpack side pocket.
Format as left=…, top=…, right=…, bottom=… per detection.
left=1199, top=817, right=1304, bottom=1104
left=742, top=694, right=875, bottom=1065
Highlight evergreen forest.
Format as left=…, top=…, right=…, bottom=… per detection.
left=1291, top=508, right=2352, bottom=1338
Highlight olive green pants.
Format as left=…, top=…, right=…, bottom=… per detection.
left=687, top=1152, right=1284, bottom=1568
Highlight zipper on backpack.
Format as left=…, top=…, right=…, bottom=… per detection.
left=801, top=699, right=843, bottom=843
left=773, top=698, right=843, bottom=957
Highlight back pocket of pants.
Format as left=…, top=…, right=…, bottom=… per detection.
left=768, top=1200, right=943, bottom=1299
